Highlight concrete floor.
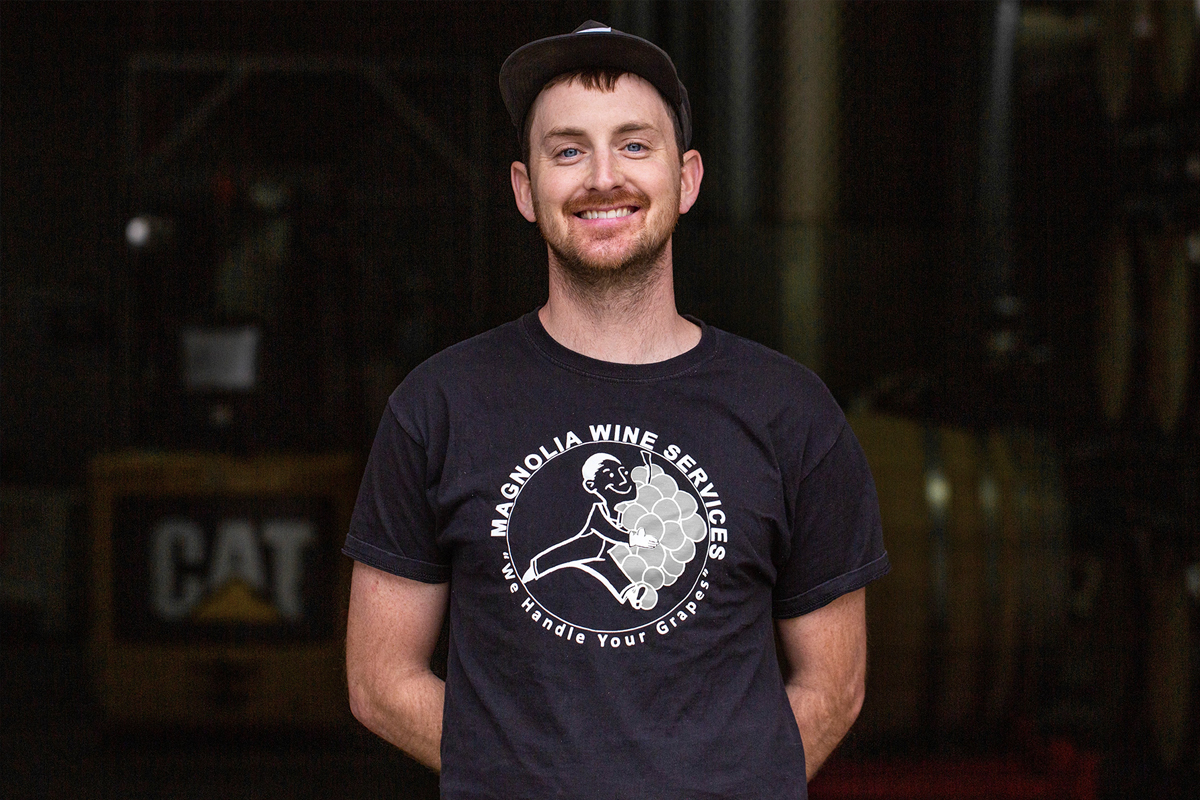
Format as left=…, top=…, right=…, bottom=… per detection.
left=4, top=639, right=1194, bottom=800
left=1, top=643, right=439, bottom=800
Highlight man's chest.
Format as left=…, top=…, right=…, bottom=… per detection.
left=432, top=410, right=789, bottom=648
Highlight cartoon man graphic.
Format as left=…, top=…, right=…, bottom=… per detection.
left=521, top=452, right=657, bottom=606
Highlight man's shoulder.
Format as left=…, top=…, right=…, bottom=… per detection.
left=427, top=315, right=528, bottom=366
left=403, top=315, right=531, bottom=386
left=382, top=315, right=534, bottom=428
left=701, top=324, right=847, bottom=451
left=706, top=325, right=830, bottom=394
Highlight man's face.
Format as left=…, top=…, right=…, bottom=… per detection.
left=587, top=459, right=633, bottom=505
left=511, top=74, right=702, bottom=289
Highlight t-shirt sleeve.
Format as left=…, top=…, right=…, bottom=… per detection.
left=772, top=420, right=889, bottom=618
left=342, top=401, right=451, bottom=584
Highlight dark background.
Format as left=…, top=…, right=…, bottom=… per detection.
left=2, top=1, right=1197, bottom=798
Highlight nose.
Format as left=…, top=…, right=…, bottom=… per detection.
left=585, top=148, right=623, bottom=193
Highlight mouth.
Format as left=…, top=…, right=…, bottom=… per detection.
left=607, top=479, right=633, bottom=495
left=576, top=206, right=638, bottom=220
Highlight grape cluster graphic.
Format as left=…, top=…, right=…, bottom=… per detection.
left=609, top=457, right=708, bottom=610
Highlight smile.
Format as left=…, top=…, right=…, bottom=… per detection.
left=578, top=207, right=637, bottom=220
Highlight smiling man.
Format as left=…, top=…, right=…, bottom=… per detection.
left=343, top=21, right=889, bottom=799
left=513, top=70, right=700, bottom=295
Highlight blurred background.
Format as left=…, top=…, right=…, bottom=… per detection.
left=2, top=1, right=1197, bottom=798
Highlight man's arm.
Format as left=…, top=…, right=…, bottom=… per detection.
left=775, top=587, right=868, bottom=781
left=345, top=560, right=449, bottom=771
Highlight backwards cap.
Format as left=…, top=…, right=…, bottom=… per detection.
left=499, top=20, right=692, bottom=149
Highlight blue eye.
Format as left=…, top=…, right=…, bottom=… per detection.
left=627, top=143, right=644, bottom=152
left=560, top=148, right=580, bottom=158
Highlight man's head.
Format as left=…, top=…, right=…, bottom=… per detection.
left=581, top=452, right=634, bottom=507
left=500, top=21, right=692, bottom=162
left=501, top=22, right=703, bottom=292
left=518, top=67, right=686, bottom=169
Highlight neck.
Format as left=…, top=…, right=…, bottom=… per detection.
left=540, top=241, right=700, bottom=364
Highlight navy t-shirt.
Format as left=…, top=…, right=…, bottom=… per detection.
left=344, top=311, right=889, bottom=799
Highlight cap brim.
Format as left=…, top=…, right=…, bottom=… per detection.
left=500, top=27, right=691, bottom=149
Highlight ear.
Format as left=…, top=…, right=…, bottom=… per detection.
left=511, top=161, right=537, bottom=222
left=678, top=149, right=704, bottom=215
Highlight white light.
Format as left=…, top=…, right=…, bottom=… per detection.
left=978, top=477, right=999, bottom=514
left=1133, top=9, right=1154, bottom=39
left=125, top=215, right=174, bottom=250
left=989, top=329, right=1017, bottom=354
left=126, top=216, right=151, bottom=247
left=925, top=469, right=951, bottom=513
left=1186, top=153, right=1200, bottom=182
left=249, top=179, right=289, bottom=212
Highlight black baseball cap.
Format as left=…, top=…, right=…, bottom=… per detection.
left=499, top=20, right=692, bottom=149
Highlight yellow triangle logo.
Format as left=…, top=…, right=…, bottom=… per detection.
left=193, top=578, right=281, bottom=623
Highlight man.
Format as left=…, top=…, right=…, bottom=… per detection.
left=344, top=21, right=889, bottom=799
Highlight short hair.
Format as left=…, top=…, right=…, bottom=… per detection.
left=581, top=452, right=620, bottom=484
left=520, top=67, right=687, bottom=167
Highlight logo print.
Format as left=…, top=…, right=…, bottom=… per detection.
left=503, top=434, right=715, bottom=637
left=522, top=451, right=707, bottom=611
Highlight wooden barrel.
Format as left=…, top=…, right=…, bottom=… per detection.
left=1192, top=233, right=1200, bottom=440
left=1150, top=0, right=1197, bottom=108
left=1066, top=535, right=1141, bottom=741
left=1140, top=230, right=1194, bottom=435
left=1144, top=559, right=1195, bottom=769
left=848, top=413, right=1068, bottom=743
left=1096, top=0, right=1136, bottom=121
left=1094, top=223, right=1137, bottom=425
left=1004, top=429, right=1070, bottom=709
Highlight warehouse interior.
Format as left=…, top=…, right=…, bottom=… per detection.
left=2, top=1, right=1197, bottom=798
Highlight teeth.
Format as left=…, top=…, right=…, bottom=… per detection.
left=580, top=208, right=634, bottom=220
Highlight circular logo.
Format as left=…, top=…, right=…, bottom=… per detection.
left=507, top=441, right=709, bottom=634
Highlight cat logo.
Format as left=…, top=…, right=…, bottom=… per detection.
left=150, top=517, right=315, bottom=623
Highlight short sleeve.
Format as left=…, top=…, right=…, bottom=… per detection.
left=342, top=402, right=451, bottom=583
left=772, top=422, right=889, bottom=618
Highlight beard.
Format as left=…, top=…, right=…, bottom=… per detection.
left=536, top=188, right=680, bottom=296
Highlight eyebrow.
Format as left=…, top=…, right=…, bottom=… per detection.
left=540, top=121, right=660, bottom=145
left=541, top=127, right=587, bottom=143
